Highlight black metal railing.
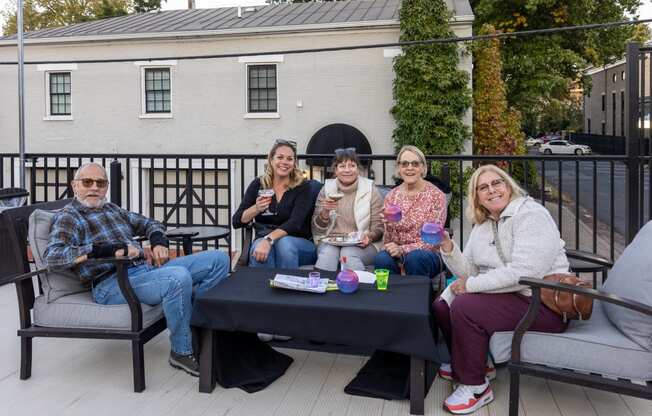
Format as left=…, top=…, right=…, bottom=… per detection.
left=3, top=152, right=649, bottom=262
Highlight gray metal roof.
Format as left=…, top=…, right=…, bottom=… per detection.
left=1, top=0, right=472, bottom=42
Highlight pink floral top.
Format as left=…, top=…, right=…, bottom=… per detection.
left=383, top=181, right=447, bottom=254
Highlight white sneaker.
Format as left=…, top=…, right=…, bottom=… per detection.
left=443, top=380, right=494, bottom=414
left=438, top=362, right=496, bottom=382
left=257, top=333, right=274, bottom=342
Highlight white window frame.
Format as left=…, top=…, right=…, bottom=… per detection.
left=38, top=64, right=77, bottom=121
left=239, top=55, right=283, bottom=119
left=134, top=60, right=177, bottom=119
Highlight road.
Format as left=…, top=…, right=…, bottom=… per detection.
left=527, top=148, right=650, bottom=236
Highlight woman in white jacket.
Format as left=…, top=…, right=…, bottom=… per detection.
left=433, top=164, right=569, bottom=415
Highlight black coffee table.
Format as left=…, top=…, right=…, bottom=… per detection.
left=191, top=267, right=439, bottom=415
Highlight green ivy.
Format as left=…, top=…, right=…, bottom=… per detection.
left=391, top=0, right=473, bottom=218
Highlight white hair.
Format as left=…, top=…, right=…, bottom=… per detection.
left=74, top=162, right=107, bottom=180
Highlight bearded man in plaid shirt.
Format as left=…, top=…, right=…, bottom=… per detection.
left=45, top=162, right=229, bottom=376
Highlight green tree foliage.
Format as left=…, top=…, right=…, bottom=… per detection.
left=391, top=0, right=471, bottom=155
left=391, top=0, right=472, bottom=217
left=0, top=0, right=164, bottom=36
left=133, top=0, right=162, bottom=13
left=470, top=0, right=646, bottom=133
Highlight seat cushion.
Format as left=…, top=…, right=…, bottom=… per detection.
left=33, top=292, right=164, bottom=330
left=489, top=302, right=652, bottom=382
left=29, top=209, right=90, bottom=302
left=601, top=220, right=652, bottom=351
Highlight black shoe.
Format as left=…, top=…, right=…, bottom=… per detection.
left=169, top=351, right=199, bottom=377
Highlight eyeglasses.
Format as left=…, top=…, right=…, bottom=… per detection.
left=76, top=178, right=109, bottom=188
left=476, top=178, right=506, bottom=194
left=398, top=160, right=422, bottom=168
left=274, top=139, right=297, bottom=150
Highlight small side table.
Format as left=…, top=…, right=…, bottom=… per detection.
left=166, top=226, right=231, bottom=257
left=567, top=249, right=612, bottom=288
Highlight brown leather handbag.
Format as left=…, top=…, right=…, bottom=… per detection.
left=541, top=274, right=593, bottom=322
left=491, top=221, right=593, bottom=322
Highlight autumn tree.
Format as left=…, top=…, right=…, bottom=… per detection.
left=470, top=0, right=647, bottom=134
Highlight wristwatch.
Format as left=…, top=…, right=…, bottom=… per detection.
left=264, top=235, right=275, bottom=246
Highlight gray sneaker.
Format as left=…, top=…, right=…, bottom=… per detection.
left=169, top=351, right=199, bottom=377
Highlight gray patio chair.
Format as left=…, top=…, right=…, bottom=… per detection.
left=487, top=221, right=652, bottom=415
left=0, top=200, right=166, bottom=392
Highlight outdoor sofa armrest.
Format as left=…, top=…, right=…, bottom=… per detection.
left=510, top=276, right=652, bottom=363
left=236, top=224, right=253, bottom=268
left=565, top=249, right=613, bottom=268
left=12, top=255, right=145, bottom=332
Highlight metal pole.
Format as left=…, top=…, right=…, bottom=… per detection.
left=625, top=42, right=641, bottom=243
left=17, top=0, right=26, bottom=189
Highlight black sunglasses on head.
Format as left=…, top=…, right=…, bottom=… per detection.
left=275, top=139, right=297, bottom=149
left=334, top=147, right=356, bottom=155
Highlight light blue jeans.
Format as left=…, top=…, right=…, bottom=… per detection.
left=249, top=235, right=317, bottom=269
left=92, top=250, right=230, bottom=355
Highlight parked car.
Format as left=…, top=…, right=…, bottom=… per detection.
left=539, top=140, right=592, bottom=155
left=526, top=137, right=544, bottom=147
left=541, top=134, right=562, bottom=143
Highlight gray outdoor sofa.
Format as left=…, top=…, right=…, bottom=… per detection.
left=488, top=221, right=652, bottom=415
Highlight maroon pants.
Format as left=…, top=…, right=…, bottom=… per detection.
left=432, top=293, right=567, bottom=385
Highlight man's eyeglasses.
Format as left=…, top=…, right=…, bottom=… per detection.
left=275, top=139, right=297, bottom=150
left=476, top=178, right=506, bottom=194
left=398, top=160, right=422, bottom=168
left=76, top=178, right=109, bottom=189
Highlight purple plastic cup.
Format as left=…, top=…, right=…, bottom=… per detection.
left=384, top=204, right=402, bottom=223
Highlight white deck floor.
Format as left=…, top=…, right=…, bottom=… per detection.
left=0, top=283, right=650, bottom=416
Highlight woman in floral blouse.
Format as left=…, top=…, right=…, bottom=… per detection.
left=373, top=145, right=447, bottom=277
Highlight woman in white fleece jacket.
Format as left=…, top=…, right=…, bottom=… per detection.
left=433, top=164, right=569, bottom=415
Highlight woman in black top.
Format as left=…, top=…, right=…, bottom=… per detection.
left=232, top=139, right=317, bottom=268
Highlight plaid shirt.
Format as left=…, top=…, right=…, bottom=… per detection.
left=45, top=199, right=166, bottom=281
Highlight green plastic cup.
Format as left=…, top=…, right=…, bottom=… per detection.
left=375, top=269, right=389, bottom=291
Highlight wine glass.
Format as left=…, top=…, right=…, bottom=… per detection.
left=258, top=188, right=275, bottom=216
left=326, top=190, right=344, bottom=216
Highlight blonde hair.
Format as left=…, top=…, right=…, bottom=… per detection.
left=260, top=141, right=305, bottom=189
left=466, top=164, right=526, bottom=225
left=396, top=145, right=427, bottom=178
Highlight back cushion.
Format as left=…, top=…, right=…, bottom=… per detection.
left=29, top=209, right=89, bottom=303
left=602, top=220, right=652, bottom=351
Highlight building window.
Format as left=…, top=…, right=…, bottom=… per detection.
left=48, top=72, right=71, bottom=116
left=587, top=118, right=591, bottom=134
left=144, top=68, right=171, bottom=113
left=248, top=64, right=277, bottom=113
left=612, top=73, right=617, bottom=83
left=621, top=71, right=626, bottom=81
left=612, top=92, right=616, bottom=136
left=601, top=121, right=606, bottom=135
left=601, top=94, right=605, bottom=111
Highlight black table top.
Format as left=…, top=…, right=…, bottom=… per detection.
left=191, top=267, right=438, bottom=361
left=166, top=225, right=230, bottom=241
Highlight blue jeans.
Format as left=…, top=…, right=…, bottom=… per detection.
left=373, top=249, right=443, bottom=278
left=249, top=235, right=317, bottom=269
left=92, top=250, right=230, bottom=355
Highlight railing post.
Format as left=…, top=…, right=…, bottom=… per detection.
left=626, top=42, right=641, bottom=244
left=110, top=159, right=122, bottom=207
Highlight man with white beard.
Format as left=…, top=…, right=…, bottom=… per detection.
left=45, top=162, right=229, bottom=377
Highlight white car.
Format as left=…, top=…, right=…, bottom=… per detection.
left=539, top=140, right=592, bottom=155
left=526, top=137, right=544, bottom=147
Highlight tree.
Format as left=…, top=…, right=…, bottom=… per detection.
left=473, top=24, right=525, bottom=162
left=133, top=0, right=162, bottom=13
left=391, top=0, right=471, bottom=155
left=470, top=0, right=647, bottom=134
left=391, top=0, right=472, bottom=216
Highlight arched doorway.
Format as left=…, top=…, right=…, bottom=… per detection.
left=305, top=123, right=372, bottom=179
